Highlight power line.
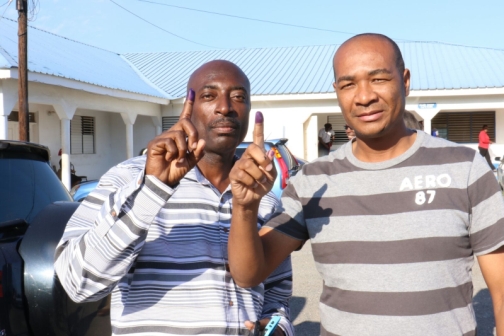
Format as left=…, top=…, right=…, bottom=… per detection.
left=109, top=0, right=219, bottom=49
left=0, top=0, right=13, bottom=25
left=138, top=0, right=365, bottom=38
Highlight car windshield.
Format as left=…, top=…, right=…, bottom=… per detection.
left=0, top=158, right=72, bottom=224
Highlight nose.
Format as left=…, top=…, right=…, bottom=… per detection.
left=214, top=95, right=234, bottom=116
left=354, top=81, right=379, bottom=106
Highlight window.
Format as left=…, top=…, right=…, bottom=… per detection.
left=162, top=116, right=179, bottom=132
left=431, top=111, right=495, bottom=143
left=71, top=116, right=95, bottom=154
left=8, top=111, right=36, bottom=122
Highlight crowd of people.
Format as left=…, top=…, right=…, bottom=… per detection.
left=54, top=33, right=504, bottom=336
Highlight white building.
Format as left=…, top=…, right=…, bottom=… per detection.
left=2, top=18, right=504, bottom=189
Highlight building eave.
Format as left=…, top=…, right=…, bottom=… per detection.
left=0, top=68, right=171, bottom=105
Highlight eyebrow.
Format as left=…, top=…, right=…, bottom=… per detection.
left=201, top=85, right=248, bottom=93
left=368, top=68, right=392, bottom=76
left=336, top=68, right=393, bottom=83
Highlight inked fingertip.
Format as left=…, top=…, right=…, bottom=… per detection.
left=255, top=111, right=263, bottom=124
left=188, top=88, right=195, bottom=102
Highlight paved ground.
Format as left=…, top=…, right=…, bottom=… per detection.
left=290, top=241, right=496, bottom=336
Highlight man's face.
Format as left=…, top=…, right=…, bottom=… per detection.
left=189, top=61, right=251, bottom=155
left=332, top=37, right=410, bottom=139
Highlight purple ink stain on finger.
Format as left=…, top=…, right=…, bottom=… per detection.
left=255, top=111, right=263, bottom=124
left=188, top=88, right=195, bottom=102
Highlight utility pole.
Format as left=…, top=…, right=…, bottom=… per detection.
left=17, top=0, right=29, bottom=141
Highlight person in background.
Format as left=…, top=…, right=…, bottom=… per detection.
left=431, top=127, right=439, bottom=137
left=344, top=124, right=356, bottom=140
left=318, top=123, right=333, bottom=156
left=478, top=124, right=496, bottom=171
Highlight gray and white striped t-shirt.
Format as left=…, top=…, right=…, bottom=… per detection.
left=54, top=156, right=294, bottom=336
left=266, top=131, right=504, bottom=336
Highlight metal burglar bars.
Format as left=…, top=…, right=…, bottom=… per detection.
left=70, top=116, right=95, bottom=154
left=162, top=116, right=179, bottom=132
left=432, top=111, right=495, bottom=143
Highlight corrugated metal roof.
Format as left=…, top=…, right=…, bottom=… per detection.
left=0, top=18, right=167, bottom=98
left=124, top=42, right=504, bottom=98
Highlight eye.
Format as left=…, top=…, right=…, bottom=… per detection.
left=340, top=83, right=354, bottom=90
left=372, top=78, right=387, bottom=83
left=201, top=93, right=214, bottom=100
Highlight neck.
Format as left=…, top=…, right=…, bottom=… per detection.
left=352, top=124, right=417, bottom=163
left=197, top=151, right=236, bottom=193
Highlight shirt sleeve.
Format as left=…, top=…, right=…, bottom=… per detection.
left=257, top=193, right=295, bottom=336
left=54, top=158, right=174, bottom=303
left=265, top=172, right=310, bottom=242
left=467, top=151, right=504, bottom=256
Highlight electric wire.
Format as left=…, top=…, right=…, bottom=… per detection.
left=109, top=0, right=219, bottom=49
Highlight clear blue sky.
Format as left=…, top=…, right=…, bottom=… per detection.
left=1, top=0, right=503, bottom=53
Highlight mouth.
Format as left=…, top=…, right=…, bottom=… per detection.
left=357, top=110, right=384, bottom=122
left=211, top=124, right=238, bottom=134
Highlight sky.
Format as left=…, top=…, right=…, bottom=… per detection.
left=0, top=0, right=503, bottom=53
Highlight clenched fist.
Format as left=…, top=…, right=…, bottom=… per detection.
left=145, top=88, right=206, bottom=187
left=230, top=111, right=277, bottom=206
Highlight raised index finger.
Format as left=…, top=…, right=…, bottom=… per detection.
left=180, top=88, right=195, bottom=120
left=253, top=111, right=265, bottom=150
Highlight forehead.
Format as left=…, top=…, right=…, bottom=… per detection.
left=334, top=38, right=396, bottom=75
left=190, top=63, right=250, bottom=90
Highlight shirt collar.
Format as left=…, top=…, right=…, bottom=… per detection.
left=182, top=155, right=240, bottom=190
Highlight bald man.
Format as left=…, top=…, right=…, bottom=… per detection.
left=228, top=34, right=504, bottom=336
left=55, top=60, right=293, bottom=336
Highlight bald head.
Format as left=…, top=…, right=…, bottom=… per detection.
left=333, top=33, right=405, bottom=79
left=188, top=60, right=250, bottom=93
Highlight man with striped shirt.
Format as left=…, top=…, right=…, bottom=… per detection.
left=228, top=34, right=504, bottom=335
left=54, top=60, right=293, bottom=336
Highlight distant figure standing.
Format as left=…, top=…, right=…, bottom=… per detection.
left=431, top=128, right=439, bottom=137
left=344, top=124, right=356, bottom=140
left=478, top=124, right=495, bottom=171
left=318, top=123, right=333, bottom=156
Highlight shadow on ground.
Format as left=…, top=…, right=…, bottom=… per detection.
left=474, top=288, right=495, bottom=336
left=290, top=296, right=321, bottom=335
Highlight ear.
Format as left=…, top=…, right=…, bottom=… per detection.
left=403, top=68, right=411, bottom=96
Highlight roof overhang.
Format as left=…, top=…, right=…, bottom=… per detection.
left=249, top=87, right=504, bottom=102
left=0, top=68, right=170, bottom=105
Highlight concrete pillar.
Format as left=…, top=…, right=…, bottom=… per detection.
left=0, top=80, right=18, bottom=140
left=410, top=107, right=441, bottom=136
left=303, top=114, right=319, bottom=162
left=121, top=112, right=137, bottom=159
left=60, top=118, right=71, bottom=190
left=53, top=102, right=76, bottom=191
left=152, top=116, right=162, bottom=136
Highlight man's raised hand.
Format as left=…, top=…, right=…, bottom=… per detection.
left=145, top=88, right=205, bottom=187
left=230, top=111, right=277, bottom=206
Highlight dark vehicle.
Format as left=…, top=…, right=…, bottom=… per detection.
left=0, top=140, right=111, bottom=335
left=235, top=139, right=302, bottom=199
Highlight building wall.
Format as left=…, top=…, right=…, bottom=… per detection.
left=134, top=114, right=157, bottom=156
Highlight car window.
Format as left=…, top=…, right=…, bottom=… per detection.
left=234, top=148, right=246, bottom=158
left=0, top=158, right=72, bottom=224
left=276, top=144, right=298, bottom=170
